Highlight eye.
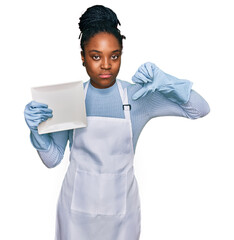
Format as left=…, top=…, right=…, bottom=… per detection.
left=92, top=55, right=100, bottom=61
left=111, top=55, right=119, bottom=60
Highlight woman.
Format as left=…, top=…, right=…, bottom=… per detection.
left=24, top=5, right=210, bottom=240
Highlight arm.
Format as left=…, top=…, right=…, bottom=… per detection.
left=179, top=90, right=210, bottom=119
left=24, top=101, right=69, bottom=168
left=143, top=89, right=210, bottom=119
left=36, top=130, right=69, bottom=168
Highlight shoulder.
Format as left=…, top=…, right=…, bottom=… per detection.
left=117, top=79, right=142, bottom=98
left=117, top=79, right=132, bottom=87
left=117, top=79, right=139, bottom=93
left=83, top=80, right=89, bottom=87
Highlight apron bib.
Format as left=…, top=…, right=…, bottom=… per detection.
left=55, top=80, right=141, bottom=240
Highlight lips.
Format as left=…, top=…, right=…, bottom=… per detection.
left=99, top=74, right=112, bottom=79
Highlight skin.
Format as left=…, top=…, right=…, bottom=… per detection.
left=81, top=32, right=122, bottom=89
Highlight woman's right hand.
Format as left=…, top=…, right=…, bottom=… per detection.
left=24, top=101, right=53, bottom=132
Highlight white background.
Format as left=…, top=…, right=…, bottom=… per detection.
left=0, top=0, right=233, bottom=239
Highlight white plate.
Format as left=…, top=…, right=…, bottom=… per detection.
left=31, top=81, right=87, bottom=134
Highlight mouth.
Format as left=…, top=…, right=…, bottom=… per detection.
left=99, top=74, right=112, bottom=79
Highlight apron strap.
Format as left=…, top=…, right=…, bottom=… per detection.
left=84, top=80, right=131, bottom=121
left=84, top=81, right=89, bottom=98
left=116, top=80, right=131, bottom=121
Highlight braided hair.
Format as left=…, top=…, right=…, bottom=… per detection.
left=78, top=5, right=126, bottom=53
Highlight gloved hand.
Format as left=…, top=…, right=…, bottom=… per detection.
left=132, top=62, right=193, bottom=104
left=24, top=101, right=53, bottom=151
left=24, top=101, right=53, bottom=132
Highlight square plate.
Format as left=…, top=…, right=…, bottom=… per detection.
left=31, top=81, right=87, bottom=134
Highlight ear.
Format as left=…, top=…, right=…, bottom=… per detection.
left=81, top=51, right=85, bottom=64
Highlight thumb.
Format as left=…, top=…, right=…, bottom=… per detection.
left=132, top=87, right=147, bottom=100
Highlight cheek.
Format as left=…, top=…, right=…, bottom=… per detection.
left=114, top=62, right=121, bottom=74
left=86, top=62, right=98, bottom=74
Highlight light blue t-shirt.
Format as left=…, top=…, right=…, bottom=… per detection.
left=34, top=79, right=210, bottom=168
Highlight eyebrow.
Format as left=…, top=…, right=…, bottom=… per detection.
left=88, top=49, right=121, bottom=53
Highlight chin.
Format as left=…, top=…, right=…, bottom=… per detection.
left=91, top=78, right=116, bottom=89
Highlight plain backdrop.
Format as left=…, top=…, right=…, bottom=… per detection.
left=0, top=0, right=233, bottom=239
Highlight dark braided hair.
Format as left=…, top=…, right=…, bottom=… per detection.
left=78, top=5, right=126, bottom=53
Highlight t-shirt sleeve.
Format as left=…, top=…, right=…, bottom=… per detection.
left=128, top=84, right=210, bottom=120
left=37, top=130, right=70, bottom=168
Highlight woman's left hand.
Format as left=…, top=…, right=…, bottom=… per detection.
left=132, top=62, right=193, bottom=104
left=132, top=62, right=161, bottom=100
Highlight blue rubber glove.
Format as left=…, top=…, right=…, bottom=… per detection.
left=132, top=62, right=193, bottom=104
left=24, top=101, right=53, bottom=131
left=24, top=101, right=53, bottom=150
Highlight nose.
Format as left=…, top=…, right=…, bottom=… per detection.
left=101, top=57, right=111, bottom=70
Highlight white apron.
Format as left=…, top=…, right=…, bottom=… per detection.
left=55, top=80, right=141, bottom=240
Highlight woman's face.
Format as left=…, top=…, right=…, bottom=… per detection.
left=81, top=32, right=122, bottom=89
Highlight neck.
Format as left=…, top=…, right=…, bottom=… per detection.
left=90, top=79, right=116, bottom=89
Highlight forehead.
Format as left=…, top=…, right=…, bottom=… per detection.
left=84, top=32, right=121, bottom=52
